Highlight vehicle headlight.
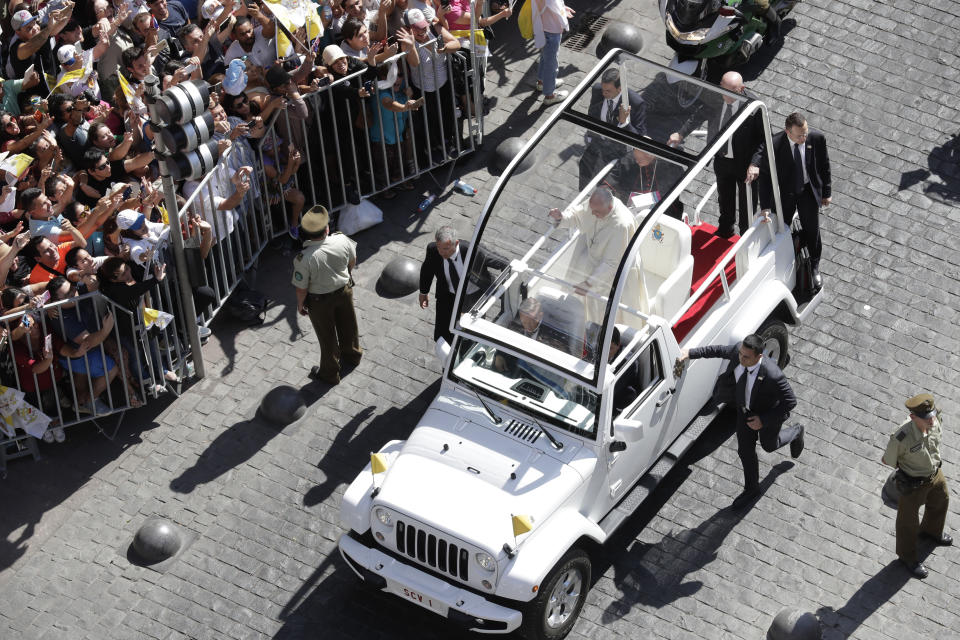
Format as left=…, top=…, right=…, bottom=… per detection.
left=677, top=27, right=711, bottom=43
left=475, top=552, right=496, bottom=572
left=374, top=508, right=393, bottom=527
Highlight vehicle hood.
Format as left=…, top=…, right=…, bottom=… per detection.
left=374, top=400, right=595, bottom=554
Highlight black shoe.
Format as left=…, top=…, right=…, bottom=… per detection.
left=790, top=425, right=805, bottom=459
left=731, top=486, right=760, bottom=509
left=714, top=226, right=736, bottom=239
left=903, top=560, right=929, bottom=579
left=812, top=269, right=823, bottom=290
left=921, top=532, right=953, bottom=546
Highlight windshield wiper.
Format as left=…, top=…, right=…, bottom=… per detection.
left=531, top=416, right=564, bottom=451
left=473, top=390, right=502, bottom=425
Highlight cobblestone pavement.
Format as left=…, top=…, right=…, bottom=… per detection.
left=2, top=0, right=960, bottom=638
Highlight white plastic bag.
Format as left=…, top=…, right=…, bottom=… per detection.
left=338, top=198, right=383, bottom=236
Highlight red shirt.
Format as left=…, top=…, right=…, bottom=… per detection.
left=13, top=335, right=65, bottom=393
left=29, top=241, right=74, bottom=285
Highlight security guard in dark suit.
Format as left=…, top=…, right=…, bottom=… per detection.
left=292, top=206, right=363, bottom=385
left=882, top=393, right=952, bottom=578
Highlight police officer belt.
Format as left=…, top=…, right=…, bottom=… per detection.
left=896, top=463, right=942, bottom=489
left=307, top=286, right=346, bottom=300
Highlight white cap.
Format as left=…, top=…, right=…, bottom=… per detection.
left=322, top=44, right=347, bottom=66
left=57, top=44, right=78, bottom=65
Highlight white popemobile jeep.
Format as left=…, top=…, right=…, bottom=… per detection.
left=338, top=52, right=821, bottom=639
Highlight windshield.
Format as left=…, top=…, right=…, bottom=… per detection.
left=448, top=337, right=600, bottom=439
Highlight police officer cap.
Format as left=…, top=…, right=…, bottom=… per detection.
left=301, top=205, right=329, bottom=233
left=905, top=393, right=936, bottom=417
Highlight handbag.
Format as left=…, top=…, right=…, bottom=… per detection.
left=791, top=218, right=814, bottom=300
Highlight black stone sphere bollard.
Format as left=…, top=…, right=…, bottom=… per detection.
left=596, top=24, right=644, bottom=59
left=380, top=256, right=421, bottom=296
left=132, top=518, right=182, bottom=564
left=490, top=137, right=535, bottom=175
left=767, top=608, right=822, bottom=640
left=260, top=385, right=306, bottom=425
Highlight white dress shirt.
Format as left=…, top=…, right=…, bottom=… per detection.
left=734, top=359, right=762, bottom=409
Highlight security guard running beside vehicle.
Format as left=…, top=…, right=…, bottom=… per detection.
left=882, top=393, right=952, bottom=579
left=292, top=206, right=363, bottom=385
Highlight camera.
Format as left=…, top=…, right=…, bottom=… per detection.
left=317, top=76, right=331, bottom=88
left=362, top=80, right=376, bottom=93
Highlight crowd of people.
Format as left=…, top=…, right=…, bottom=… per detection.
left=0, top=0, right=506, bottom=444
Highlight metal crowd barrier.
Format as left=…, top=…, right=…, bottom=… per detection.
left=0, top=290, right=181, bottom=448
left=261, top=40, right=482, bottom=233
left=174, top=138, right=273, bottom=328
left=155, top=38, right=486, bottom=377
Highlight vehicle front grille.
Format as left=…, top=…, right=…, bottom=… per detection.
left=396, top=520, right=469, bottom=581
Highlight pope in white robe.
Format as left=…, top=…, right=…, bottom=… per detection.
left=548, top=187, right=647, bottom=327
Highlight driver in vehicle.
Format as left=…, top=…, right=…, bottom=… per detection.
left=493, top=296, right=573, bottom=374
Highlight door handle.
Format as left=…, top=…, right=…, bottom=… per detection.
left=656, top=388, right=674, bottom=407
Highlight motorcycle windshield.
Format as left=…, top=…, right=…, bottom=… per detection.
left=674, top=0, right=709, bottom=27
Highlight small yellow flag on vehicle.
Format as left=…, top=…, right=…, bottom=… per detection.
left=512, top=514, right=533, bottom=536
left=370, top=452, right=388, bottom=474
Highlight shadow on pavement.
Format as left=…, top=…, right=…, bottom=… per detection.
left=169, top=379, right=334, bottom=494
left=815, top=555, right=927, bottom=639
left=898, top=133, right=960, bottom=204
left=591, top=410, right=798, bottom=624
left=303, top=379, right=440, bottom=507
left=0, top=393, right=177, bottom=573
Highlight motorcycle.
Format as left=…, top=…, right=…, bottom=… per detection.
left=660, top=0, right=800, bottom=107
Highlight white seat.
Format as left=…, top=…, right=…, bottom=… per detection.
left=638, top=216, right=694, bottom=320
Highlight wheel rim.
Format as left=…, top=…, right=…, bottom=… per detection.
left=762, top=337, right=781, bottom=365
left=543, top=567, right=584, bottom=629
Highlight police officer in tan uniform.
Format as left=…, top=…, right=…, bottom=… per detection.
left=882, top=393, right=952, bottom=578
left=292, top=206, right=363, bottom=385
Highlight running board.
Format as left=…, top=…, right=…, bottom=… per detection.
left=598, top=403, right=725, bottom=537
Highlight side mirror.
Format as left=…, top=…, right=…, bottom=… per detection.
left=614, top=421, right=644, bottom=443
left=609, top=440, right=627, bottom=453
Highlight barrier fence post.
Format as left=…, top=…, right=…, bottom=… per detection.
left=160, top=175, right=206, bottom=380
left=143, top=74, right=206, bottom=380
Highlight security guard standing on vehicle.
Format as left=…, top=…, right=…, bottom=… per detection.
left=882, top=393, right=952, bottom=578
left=292, top=206, right=363, bottom=385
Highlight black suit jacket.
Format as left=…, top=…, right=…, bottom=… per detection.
left=419, top=240, right=507, bottom=297
left=587, top=85, right=647, bottom=135
left=689, top=343, right=796, bottom=430
left=756, top=129, right=832, bottom=210
left=679, top=88, right=765, bottom=175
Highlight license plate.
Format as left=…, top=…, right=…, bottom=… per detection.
left=387, top=581, right=449, bottom=616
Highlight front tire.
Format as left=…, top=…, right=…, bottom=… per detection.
left=757, top=318, right=789, bottom=369
left=521, top=549, right=591, bottom=640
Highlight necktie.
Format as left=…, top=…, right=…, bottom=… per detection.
left=721, top=103, right=734, bottom=158
left=606, top=98, right=617, bottom=124
left=736, top=366, right=749, bottom=414
left=447, top=257, right=460, bottom=292
left=793, top=143, right=805, bottom=194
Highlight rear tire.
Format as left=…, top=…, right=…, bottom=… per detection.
left=521, top=549, right=591, bottom=640
left=757, top=319, right=789, bottom=369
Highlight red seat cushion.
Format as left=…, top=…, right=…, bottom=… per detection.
left=672, top=223, right=739, bottom=342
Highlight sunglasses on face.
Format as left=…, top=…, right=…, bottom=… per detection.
left=95, top=161, right=109, bottom=170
